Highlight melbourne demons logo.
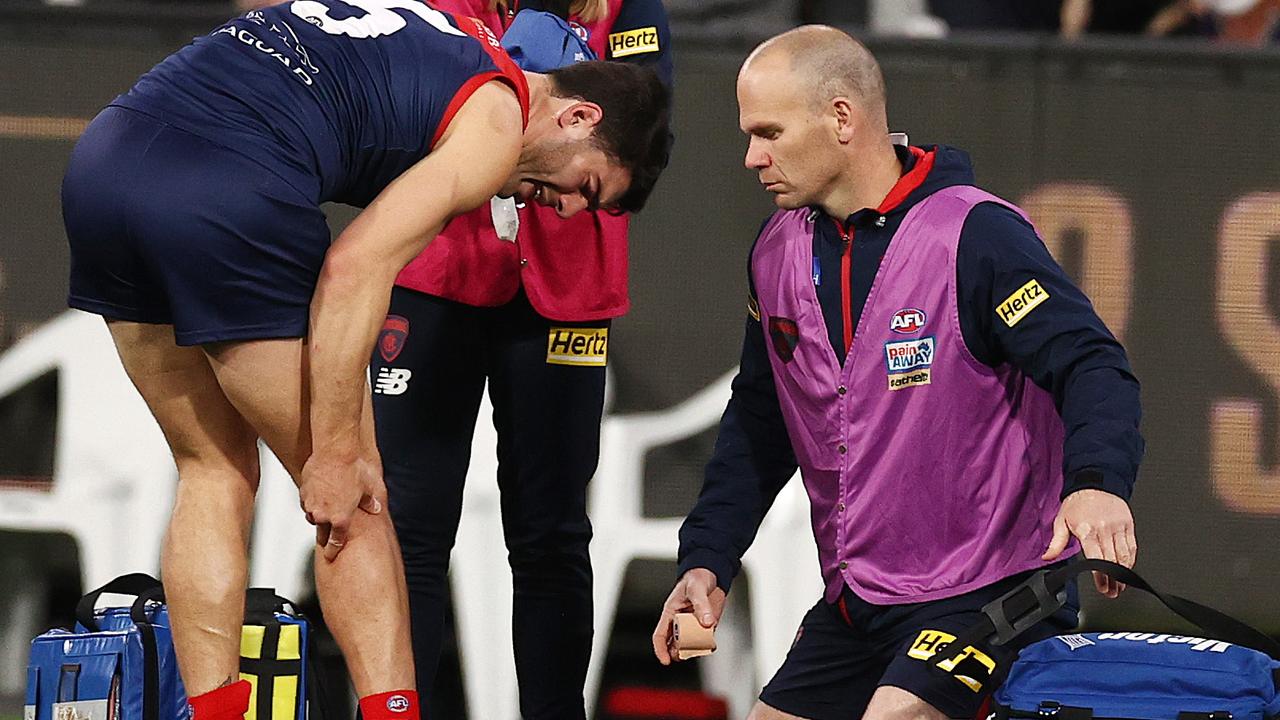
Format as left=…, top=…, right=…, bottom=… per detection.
left=890, top=308, right=926, bottom=334
left=379, top=315, right=409, bottom=362
left=768, top=317, right=800, bottom=363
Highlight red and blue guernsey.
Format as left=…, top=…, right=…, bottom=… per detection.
left=110, top=0, right=530, bottom=207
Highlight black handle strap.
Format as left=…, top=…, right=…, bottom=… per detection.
left=1047, top=559, right=1280, bottom=657
left=932, top=557, right=1280, bottom=674
left=244, top=588, right=293, bottom=626
left=129, top=586, right=166, bottom=626
left=123, top=584, right=165, bottom=720
left=74, top=574, right=162, bottom=632
left=136, top=614, right=160, bottom=720
left=998, top=701, right=1234, bottom=718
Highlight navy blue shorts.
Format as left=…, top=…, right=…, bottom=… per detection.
left=63, top=106, right=330, bottom=346
left=759, top=567, right=1079, bottom=719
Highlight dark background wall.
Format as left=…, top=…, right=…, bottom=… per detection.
left=2, top=8, right=1279, bottom=631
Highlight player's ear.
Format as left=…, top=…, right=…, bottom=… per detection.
left=832, top=97, right=856, bottom=144
left=557, top=101, right=604, bottom=140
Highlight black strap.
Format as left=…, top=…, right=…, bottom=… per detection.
left=129, top=587, right=165, bottom=720
left=998, top=704, right=1230, bottom=719
left=257, top=622, right=281, bottom=720
left=932, top=557, right=1280, bottom=674
left=74, top=574, right=162, bottom=632
left=244, top=589, right=291, bottom=626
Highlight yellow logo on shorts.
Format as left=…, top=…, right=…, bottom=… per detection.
left=906, top=629, right=997, bottom=692
left=547, top=327, right=608, bottom=367
left=609, top=27, right=660, bottom=58
left=996, top=279, right=1050, bottom=327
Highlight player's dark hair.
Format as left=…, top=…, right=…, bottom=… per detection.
left=547, top=61, right=673, bottom=214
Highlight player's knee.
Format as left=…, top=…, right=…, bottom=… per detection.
left=169, top=414, right=260, bottom=474
left=342, top=502, right=398, bottom=543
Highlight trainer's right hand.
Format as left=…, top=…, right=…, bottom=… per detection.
left=651, top=568, right=726, bottom=666
left=299, top=450, right=384, bottom=562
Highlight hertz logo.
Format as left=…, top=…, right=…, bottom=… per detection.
left=996, top=279, right=1050, bottom=327
left=905, top=630, right=996, bottom=693
left=609, top=27, right=659, bottom=58
left=546, top=327, right=608, bottom=367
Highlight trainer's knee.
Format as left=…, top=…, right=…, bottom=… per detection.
left=860, top=686, right=948, bottom=720
left=746, top=701, right=807, bottom=720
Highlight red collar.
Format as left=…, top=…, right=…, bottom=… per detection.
left=876, top=145, right=935, bottom=214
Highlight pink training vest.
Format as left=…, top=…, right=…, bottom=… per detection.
left=752, top=185, right=1075, bottom=604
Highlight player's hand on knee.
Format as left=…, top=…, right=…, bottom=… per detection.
left=651, top=568, right=725, bottom=666
left=299, top=452, right=384, bottom=561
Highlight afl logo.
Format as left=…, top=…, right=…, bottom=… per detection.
left=569, top=21, right=590, bottom=42
left=890, top=308, right=926, bottom=334
left=386, top=696, right=410, bottom=713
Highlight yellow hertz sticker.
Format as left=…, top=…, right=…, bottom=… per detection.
left=609, top=26, right=660, bottom=58
left=996, top=278, right=1050, bottom=327
left=547, top=327, right=608, bottom=367
left=905, top=630, right=997, bottom=693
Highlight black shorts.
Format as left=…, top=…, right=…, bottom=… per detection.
left=64, top=106, right=330, bottom=346
left=759, top=567, right=1079, bottom=719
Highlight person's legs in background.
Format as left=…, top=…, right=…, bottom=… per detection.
left=371, top=288, right=490, bottom=710
left=488, top=291, right=607, bottom=720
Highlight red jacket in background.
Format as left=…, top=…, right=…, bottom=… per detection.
left=395, top=0, right=641, bottom=321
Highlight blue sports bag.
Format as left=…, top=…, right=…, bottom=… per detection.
left=931, top=559, right=1280, bottom=719
left=27, top=577, right=324, bottom=720
left=26, top=574, right=187, bottom=720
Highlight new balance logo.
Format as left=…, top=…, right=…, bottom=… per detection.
left=374, top=368, right=412, bottom=395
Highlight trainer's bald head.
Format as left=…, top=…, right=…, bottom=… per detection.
left=741, top=25, right=887, bottom=132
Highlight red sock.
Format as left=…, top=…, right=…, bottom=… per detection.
left=359, top=690, right=420, bottom=720
left=188, top=680, right=251, bottom=720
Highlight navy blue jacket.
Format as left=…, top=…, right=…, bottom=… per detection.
left=678, top=144, right=1144, bottom=593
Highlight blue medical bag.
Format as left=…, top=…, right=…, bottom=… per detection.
left=26, top=574, right=186, bottom=720
left=933, top=559, right=1280, bottom=719
left=26, top=576, right=324, bottom=720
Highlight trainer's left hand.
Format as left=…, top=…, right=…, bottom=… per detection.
left=1042, top=488, right=1136, bottom=599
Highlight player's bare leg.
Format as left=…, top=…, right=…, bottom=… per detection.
left=105, top=321, right=260, bottom=696
left=204, top=337, right=414, bottom=694
left=861, top=686, right=948, bottom=720
left=746, top=701, right=809, bottom=720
